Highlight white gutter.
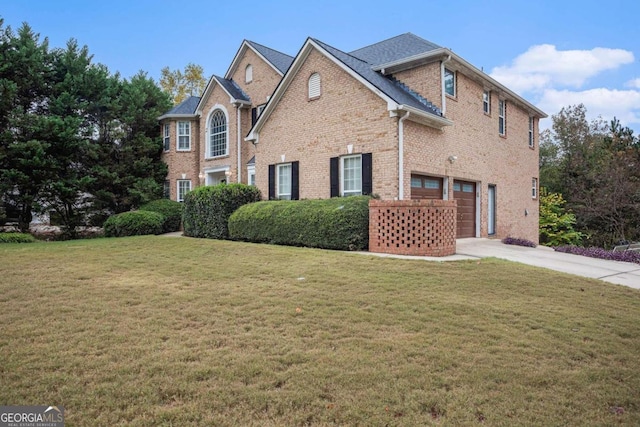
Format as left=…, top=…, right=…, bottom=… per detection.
left=441, top=55, right=451, bottom=116
left=236, top=105, right=242, bottom=183
left=398, top=111, right=410, bottom=200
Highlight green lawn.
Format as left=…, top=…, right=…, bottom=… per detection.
left=1, top=236, right=639, bottom=426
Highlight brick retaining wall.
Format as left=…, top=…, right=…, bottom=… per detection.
left=369, top=199, right=457, bottom=256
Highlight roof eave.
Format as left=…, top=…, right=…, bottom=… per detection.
left=392, top=105, right=453, bottom=129
left=157, top=113, right=199, bottom=121
left=375, top=48, right=547, bottom=119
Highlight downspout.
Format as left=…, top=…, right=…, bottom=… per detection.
left=441, top=54, right=452, bottom=116
left=398, top=111, right=410, bottom=200
left=236, top=105, right=242, bottom=183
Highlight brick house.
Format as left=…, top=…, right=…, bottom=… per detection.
left=160, top=33, right=546, bottom=242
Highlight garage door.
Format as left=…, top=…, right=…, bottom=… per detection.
left=454, top=180, right=476, bottom=238
left=410, top=175, right=443, bottom=200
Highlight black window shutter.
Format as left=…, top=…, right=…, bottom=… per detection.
left=291, top=161, right=299, bottom=200
left=362, top=153, right=373, bottom=195
left=330, top=157, right=339, bottom=197
left=251, top=108, right=257, bottom=126
left=268, top=164, right=275, bottom=200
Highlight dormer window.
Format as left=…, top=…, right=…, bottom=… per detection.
left=308, top=73, right=321, bottom=99
left=245, top=64, right=253, bottom=83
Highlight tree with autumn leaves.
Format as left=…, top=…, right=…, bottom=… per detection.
left=539, top=104, right=640, bottom=248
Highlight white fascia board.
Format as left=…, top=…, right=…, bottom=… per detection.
left=391, top=104, right=453, bottom=129
left=375, top=48, right=547, bottom=119
left=225, top=41, right=285, bottom=80
left=195, top=76, right=218, bottom=114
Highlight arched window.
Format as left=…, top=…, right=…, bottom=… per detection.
left=245, top=64, right=253, bottom=83
left=208, top=110, right=227, bottom=157
left=308, top=73, right=321, bottom=99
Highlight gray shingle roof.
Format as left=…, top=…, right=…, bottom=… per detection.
left=246, top=40, right=294, bottom=74
left=349, top=33, right=442, bottom=66
left=165, top=95, right=200, bottom=115
left=312, top=38, right=442, bottom=116
left=213, top=75, right=250, bottom=102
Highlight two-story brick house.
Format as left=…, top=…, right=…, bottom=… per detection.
left=158, top=40, right=294, bottom=201
left=160, top=33, right=546, bottom=242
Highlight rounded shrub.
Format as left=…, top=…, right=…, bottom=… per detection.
left=229, top=196, right=370, bottom=251
left=182, top=183, right=262, bottom=239
left=139, top=199, right=183, bottom=232
left=103, top=211, right=164, bottom=237
left=0, top=232, right=36, bottom=243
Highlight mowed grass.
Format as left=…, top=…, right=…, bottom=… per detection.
left=1, top=237, right=639, bottom=426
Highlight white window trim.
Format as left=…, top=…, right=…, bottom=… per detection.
left=532, top=178, right=538, bottom=199
left=483, top=90, right=490, bottom=114
left=245, top=64, right=253, bottom=83
left=308, top=73, right=321, bottom=99
left=276, top=163, right=292, bottom=200
left=529, top=117, right=534, bottom=148
left=177, top=121, right=191, bottom=151
left=340, top=154, right=362, bottom=197
left=498, top=100, right=506, bottom=136
left=177, top=179, right=192, bottom=202
left=247, top=165, right=256, bottom=186
left=205, top=104, right=229, bottom=159
left=444, top=68, right=456, bottom=97
left=163, top=123, right=170, bottom=151
left=256, top=103, right=266, bottom=117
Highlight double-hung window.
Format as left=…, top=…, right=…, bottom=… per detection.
left=163, top=123, right=170, bottom=151
left=483, top=91, right=490, bottom=114
left=341, top=155, right=362, bottom=196
left=268, top=162, right=299, bottom=200
left=528, top=117, right=534, bottom=148
left=177, top=180, right=191, bottom=202
left=498, top=100, right=506, bottom=136
left=277, top=163, right=292, bottom=200
left=532, top=178, right=538, bottom=199
left=177, top=121, right=190, bottom=151
left=444, top=68, right=456, bottom=97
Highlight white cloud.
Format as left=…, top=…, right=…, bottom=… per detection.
left=537, top=88, right=640, bottom=130
left=626, top=78, right=640, bottom=88
left=490, top=44, right=634, bottom=94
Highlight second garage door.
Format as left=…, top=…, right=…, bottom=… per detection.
left=454, top=180, right=476, bottom=238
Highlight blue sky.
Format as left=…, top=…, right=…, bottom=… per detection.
left=3, top=0, right=640, bottom=132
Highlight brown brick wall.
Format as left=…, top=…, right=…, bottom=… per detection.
left=256, top=47, right=399, bottom=199
left=401, top=68, right=540, bottom=243
left=160, top=118, right=200, bottom=201
left=369, top=199, right=457, bottom=256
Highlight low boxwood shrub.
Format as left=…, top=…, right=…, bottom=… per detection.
left=183, top=184, right=262, bottom=239
left=502, top=236, right=537, bottom=248
left=0, top=232, right=36, bottom=243
left=139, top=199, right=183, bottom=232
left=103, top=211, right=164, bottom=237
left=555, top=245, right=640, bottom=264
left=228, top=196, right=370, bottom=251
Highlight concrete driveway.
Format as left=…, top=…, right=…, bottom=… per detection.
left=455, top=238, right=640, bottom=289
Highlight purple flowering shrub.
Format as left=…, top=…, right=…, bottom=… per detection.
left=554, top=246, right=640, bottom=265
left=502, top=236, right=537, bottom=248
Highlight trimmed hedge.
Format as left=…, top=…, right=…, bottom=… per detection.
left=103, top=211, right=164, bottom=237
left=140, top=199, right=183, bottom=232
left=183, top=184, right=262, bottom=239
left=228, top=196, right=370, bottom=251
left=0, top=233, right=36, bottom=243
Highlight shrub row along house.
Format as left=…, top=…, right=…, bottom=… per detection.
left=158, top=33, right=546, bottom=242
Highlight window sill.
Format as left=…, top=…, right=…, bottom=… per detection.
left=529, top=145, right=535, bottom=150
left=205, top=154, right=230, bottom=160
left=445, top=94, right=457, bottom=101
left=499, top=134, right=507, bottom=139
left=177, top=148, right=192, bottom=152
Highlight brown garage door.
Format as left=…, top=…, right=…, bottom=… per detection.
left=454, top=180, right=476, bottom=238
left=410, top=175, right=443, bottom=200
